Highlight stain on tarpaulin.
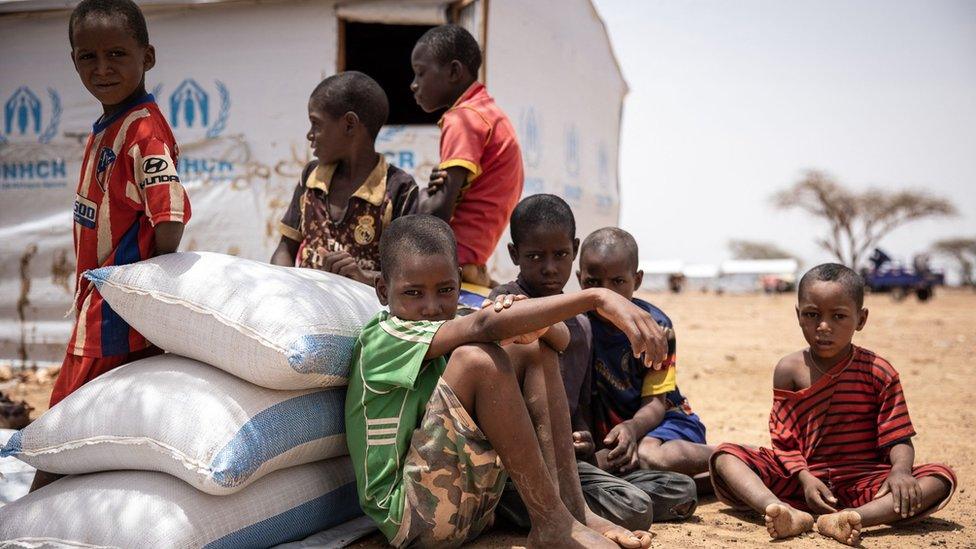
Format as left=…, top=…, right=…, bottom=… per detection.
left=178, top=134, right=272, bottom=191
left=17, top=244, right=38, bottom=363
left=264, top=142, right=311, bottom=241
left=51, top=248, right=74, bottom=293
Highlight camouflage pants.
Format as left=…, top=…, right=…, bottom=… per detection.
left=391, top=378, right=507, bottom=548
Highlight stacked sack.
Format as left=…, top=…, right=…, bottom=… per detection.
left=0, top=252, right=382, bottom=548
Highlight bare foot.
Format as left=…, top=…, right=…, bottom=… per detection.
left=528, top=520, right=619, bottom=549
left=816, top=510, right=862, bottom=546
left=585, top=509, right=653, bottom=548
left=764, top=503, right=814, bottom=539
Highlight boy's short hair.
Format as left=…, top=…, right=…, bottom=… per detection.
left=310, top=71, right=389, bottom=139
left=798, top=263, right=865, bottom=309
left=580, top=227, right=639, bottom=271
left=380, top=214, right=458, bottom=280
left=510, top=194, right=576, bottom=246
left=416, top=24, right=482, bottom=76
left=69, top=0, right=148, bottom=48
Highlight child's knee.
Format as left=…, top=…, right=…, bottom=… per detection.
left=504, top=339, right=558, bottom=376
left=451, top=343, right=514, bottom=379
left=712, top=452, right=743, bottom=477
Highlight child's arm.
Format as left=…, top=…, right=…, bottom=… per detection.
left=417, top=167, right=468, bottom=221
left=876, top=441, right=921, bottom=518
left=604, top=394, right=667, bottom=471
left=270, top=236, right=299, bottom=267
left=321, top=250, right=378, bottom=286
left=427, top=288, right=668, bottom=367
left=153, top=221, right=184, bottom=256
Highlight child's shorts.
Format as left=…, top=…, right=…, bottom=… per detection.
left=646, top=410, right=707, bottom=444
left=711, top=443, right=957, bottom=519
left=391, top=378, right=507, bottom=548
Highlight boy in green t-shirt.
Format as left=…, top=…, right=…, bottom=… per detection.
left=345, top=215, right=669, bottom=548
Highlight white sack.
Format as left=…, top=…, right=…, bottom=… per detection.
left=0, top=458, right=362, bottom=549
left=85, top=252, right=382, bottom=389
left=1, top=355, right=347, bottom=495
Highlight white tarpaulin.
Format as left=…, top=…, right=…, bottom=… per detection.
left=0, top=0, right=624, bottom=364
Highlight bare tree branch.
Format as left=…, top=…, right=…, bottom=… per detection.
left=772, top=170, right=957, bottom=268
left=728, top=239, right=796, bottom=260
left=932, top=237, right=976, bottom=286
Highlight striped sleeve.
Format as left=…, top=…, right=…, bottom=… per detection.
left=876, top=372, right=916, bottom=447
left=359, top=315, right=445, bottom=390
left=769, top=391, right=809, bottom=474
left=130, top=138, right=190, bottom=226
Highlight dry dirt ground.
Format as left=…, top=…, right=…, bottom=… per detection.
left=5, top=289, right=973, bottom=548
left=353, top=289, right=975, bottom=548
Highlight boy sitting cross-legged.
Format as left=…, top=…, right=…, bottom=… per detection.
left=489, top=195, right=698, bottom=530
left=344, top=214, right=670, bottom=548
left=710, top=264, right=956, bottom=546
left=578, top=228, right=715, bottom=486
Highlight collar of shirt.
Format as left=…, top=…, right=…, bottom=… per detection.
left=92, top=93, right=156, bottom=134
left=437, top=81, right=486, bottom=128
left=306, top=154, right=388, bottom=206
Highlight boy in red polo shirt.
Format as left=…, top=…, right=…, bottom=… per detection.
left=56, top=0, right=190, bottom=407
left=410, top=24, right=523, bottom=287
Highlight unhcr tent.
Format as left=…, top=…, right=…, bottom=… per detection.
left=0, top=0, right=627, bottom=363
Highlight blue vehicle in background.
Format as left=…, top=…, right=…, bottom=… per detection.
left=862, top=248, right=944, bottom=302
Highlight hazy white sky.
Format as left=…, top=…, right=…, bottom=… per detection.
left=591, top=0, right=976, bottom=274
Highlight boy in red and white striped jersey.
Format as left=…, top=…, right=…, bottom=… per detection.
left=51, top=0, right=190, bottom=409
left=710, top=264, right=955, bottom=546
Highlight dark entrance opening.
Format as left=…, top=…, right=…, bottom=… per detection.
left=341, top=22, right=441, bottom=125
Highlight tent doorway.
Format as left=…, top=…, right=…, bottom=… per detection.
left=339, top=22, right=439, bottom=125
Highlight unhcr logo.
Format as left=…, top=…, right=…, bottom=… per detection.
left=156, top=78, right=230, bottom=139
left=1, top=86, right=61, bottom=145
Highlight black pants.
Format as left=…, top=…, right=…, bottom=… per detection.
left=495, top=460, right=698, bottom=531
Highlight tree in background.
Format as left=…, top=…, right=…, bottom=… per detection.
left=772, top=170, right=956, bottom=268
left=728, top=239, right=796, bottom=260
left=932, top=237, right=976, bottom=287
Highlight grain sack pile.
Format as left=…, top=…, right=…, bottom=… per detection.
left=0, top=253, right=382, bottom=547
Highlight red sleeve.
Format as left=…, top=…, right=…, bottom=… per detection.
left=876, top=373, right=916, bottom=447
left=439, top=106, right=491, bottom=180
left=128, top=138, right=191, bottom=226
left=770, top=391, right=809, bottom=474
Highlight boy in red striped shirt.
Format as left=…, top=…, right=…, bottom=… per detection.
left=54, top=0, right=190, bottom=408
left=32, top=0, right=190, bottom=492
left=710, top=264, right=955, bottom=546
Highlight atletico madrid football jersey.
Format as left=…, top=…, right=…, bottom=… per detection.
left=68, top=93, right=191, bottom=357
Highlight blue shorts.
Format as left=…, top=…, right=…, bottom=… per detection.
left=646, top=410, right=707, bottom=444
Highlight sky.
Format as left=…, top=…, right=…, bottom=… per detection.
left=591, top=0, right=976, bottom=279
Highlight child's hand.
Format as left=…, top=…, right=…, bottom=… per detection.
left=482, top=294, right=528, bottom=312
left=875, top=469, right=921, bottom=518
left=321, top=250, right=370, bottom=285
left=572, top=430, right=596, bottom=458
left=799, top=472, right=837, bottom=514
left=594, top=290, right=668, bottom=368
left=604, top=421, right=640, bottom=472
left=426, top=169, right=447, bottom=195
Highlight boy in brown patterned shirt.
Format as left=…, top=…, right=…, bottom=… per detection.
left=271, top=72, right=418, bottom=286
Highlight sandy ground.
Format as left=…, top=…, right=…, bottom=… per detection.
left=352, top=288, right=974, bottom=548
left=4, top=289, right=972, bottom=547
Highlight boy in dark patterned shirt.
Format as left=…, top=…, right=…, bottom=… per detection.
left=272, top=72, right=417, bottom=286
